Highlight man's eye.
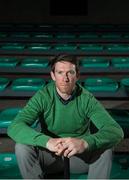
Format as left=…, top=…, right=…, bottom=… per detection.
left=57, top=71, right=63, bottom=74
left=69, top=70, right=75, bottom=75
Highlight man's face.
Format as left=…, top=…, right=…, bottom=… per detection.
left=51, top=61, right=79, bottom=94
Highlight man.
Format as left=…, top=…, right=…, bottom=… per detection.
left=8, top=54, right=124, bottom=179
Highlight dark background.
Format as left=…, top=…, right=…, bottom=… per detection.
left=0, top=0, right=129, bottom=24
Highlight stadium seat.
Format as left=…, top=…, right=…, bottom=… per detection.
left=0, top=107, right=22, bottom=128
left=111, top=57, right=129, bottom=68
left=56, top=34, right=76, bottom=39
left=0, top=57, right=18, bottom=67
left=20, top=58, right=49, bottom=68
left=107, top=44, right=129, bottom=52
left=101, top=34, right=121, bottom=39
left=121, top=78, right=129, bottom=93
left=83, top=77, right=118, bottom=92
left=28, top=43, right=51, bottom=50
left=10, top=32, right=30, bottom=38
left=80, top=57, right=109, bottom=68
left=1, top=43, right=25, bottom=50
left=0, top=77, right=10, bottom=91
left=54, top=44, right=77, bottom=51
left=108, top=109, right=129, bottom=137
left=110, top=154, right=129, bottom=179
left=78, top=33, right=99, bottom=39
left=0, top=32, right=7, bottom=38
left=33, top=33, right=53, bottom=38
left=0, top=153, right=21, bottom=179
left=79, top=44, right=103, bottom=51
left=11, top=78, right=45, bottom=91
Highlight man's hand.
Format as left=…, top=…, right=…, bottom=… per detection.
left=46, top=137, right=89, bottom=158
left=59, top=137, right=89, bottom=158
left=46, top=138, right=66, bottom=154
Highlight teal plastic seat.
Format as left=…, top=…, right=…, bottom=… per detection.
left=79, top=44, right=103, bottom=51
left=80, top=57, right=109, bottom=68
left=20, top=58, right=49, bottom=68
left=0, top=107, right=21, bottom=128
left=11, top=78, right=45, bottom=91
left=84, top=77, right=118, bottom=92
left=56, top=34, right=76, bottom=39
left=28, top=43, right=51, bottom=50
left=108, top=109, right=129, bottom=137
left=54, top=44, right=77, bottom=51
left=0, top=32, right=7, bottom=37
left=79, top=34, right=99, bottom=39
left=107, top=44, right=129, bottom=52
left=101, top=34, right=121, bottom=39
left=110, top=154, right=129, bottom=179
left=121, top=78, right=129, bottom=93
left=0, top=153, right=21, bottom=179
left=112, top=58, right=129, bottom=68
left=1, top=43, right=25, bottom=50
left=10, top=32, right=30, bottom=38
left=33, top=33, right=53, bottom=38
left=0, top=77, right=9, bottom=91
left=0, top=57, right=18, bottom=67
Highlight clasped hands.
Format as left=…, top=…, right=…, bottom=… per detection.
left=46, top=137, right=88, bottom=158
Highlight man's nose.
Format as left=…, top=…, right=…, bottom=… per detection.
left=63, top=74, right=69, bottom=81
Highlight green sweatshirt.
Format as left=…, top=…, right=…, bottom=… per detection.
left=7, top=82, right=124, bottom=151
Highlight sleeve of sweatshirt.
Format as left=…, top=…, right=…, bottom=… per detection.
left=83, top=94, right=124, bottom=151
left=7, top=90, right=50, bottom=148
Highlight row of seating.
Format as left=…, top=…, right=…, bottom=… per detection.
left=0, top=57, right=129, bottom=68
left=1, top=43, right=129, bottom=52
left=0, top=23, right=129, bottom=31
left=1, top=32, right=129, bottom=39
left=0, top=77, right=129, bottom=92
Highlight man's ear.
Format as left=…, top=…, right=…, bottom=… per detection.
left=50, top=71, right=55, bottom=81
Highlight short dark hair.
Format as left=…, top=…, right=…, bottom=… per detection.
left=49, top=54, right=79, bottom=73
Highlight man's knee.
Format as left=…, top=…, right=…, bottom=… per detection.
left=15, top=143, right=34, bottom=158
left=102, top=149, right=112, bottom=161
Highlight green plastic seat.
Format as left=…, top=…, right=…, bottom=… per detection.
left=56, top=34, right=76, bottom=39
left=10, top=32, right=30, bottom=38
left=110, top=154, right=129, bottom=179
left=0, top=153, right=21, bottom=179
left=54, top=44, right=77, bottom=51
left=20, top=58, right=49, bottom=68
left=1, top=43, right=25, bottom=50
left=11, top=78, right=45, bottom=91
left=28, top=43, right=51, bottom=50
left=121, top=78, right=129, bottom=93
left=0, top=77, right=9, bottom=91
left=107, top=44, right=129, bottom=52
left=84, top=77, right=118, bottom=92
left=33, top=33, right=53, bottom=38
left=111, top=57, right=129, bottom=68
left=0, top=32, right=7, bottom=38
left=108, top=109, right=129, bottom=137
left=80, top=57, right=109, bottom=68
left=79, top=44, right=103, bottom=51
left=0, top=107, right=22, bottom=128
left=0, top=57, right=18, bottom=67
left=79, top=34, right=99, bottom=39
left=101, top=34, right=121, bottom=39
